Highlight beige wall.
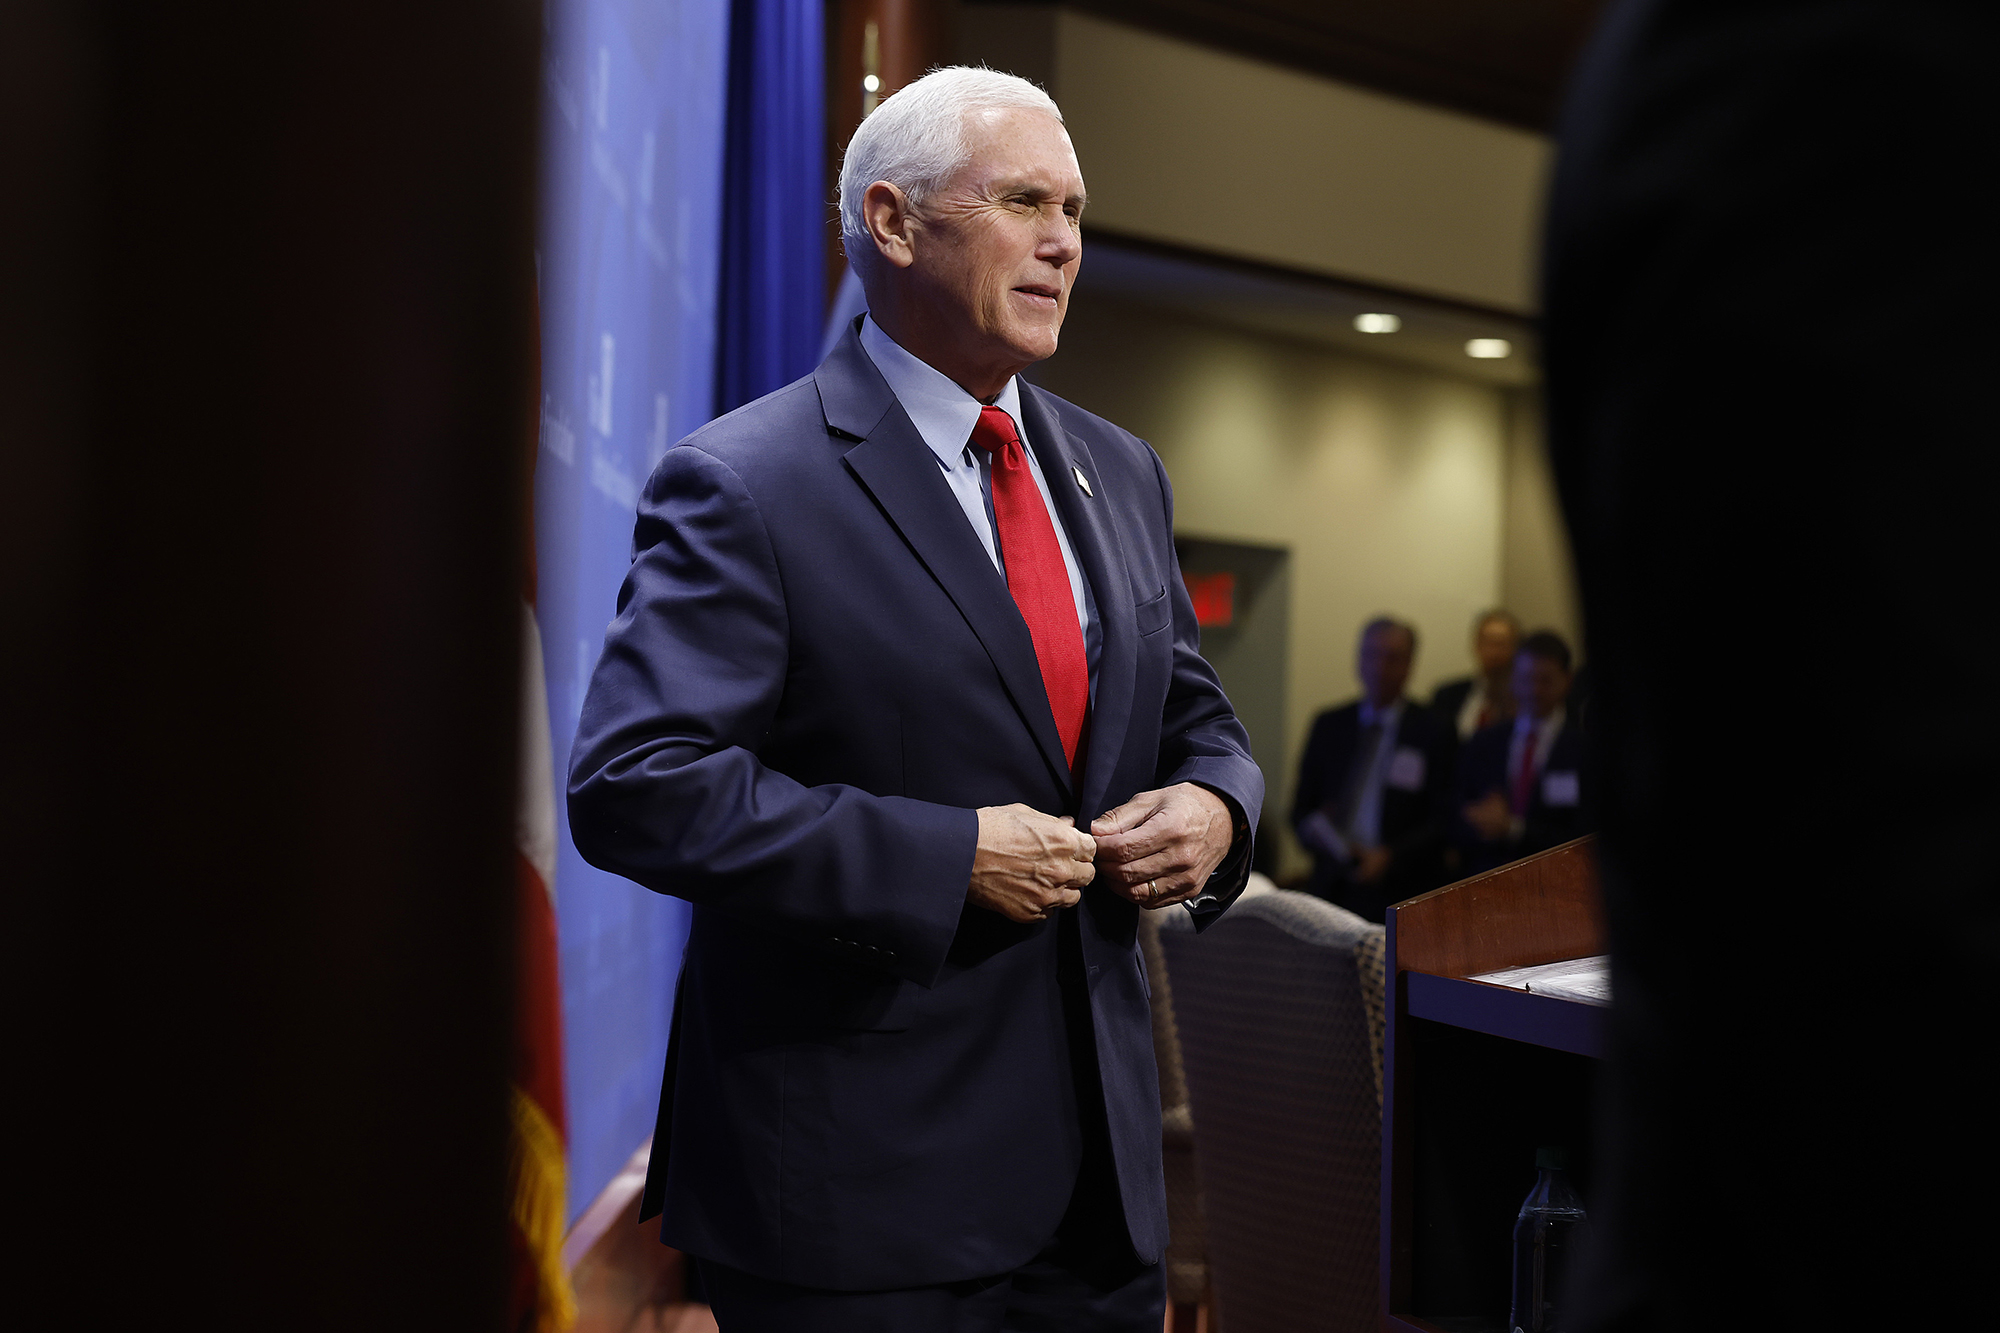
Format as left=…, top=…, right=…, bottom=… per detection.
left=1501, top=391, right=1583, bottom=646
left=960, top=8, right=1553, bottom=313
left=1035, top=295, right=1535, bottom=876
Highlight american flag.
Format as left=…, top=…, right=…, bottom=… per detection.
left=509, top=287, right=574, bottom=1330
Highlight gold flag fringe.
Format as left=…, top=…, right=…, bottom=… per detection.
left=509, top=1086, right=578, bottom=1332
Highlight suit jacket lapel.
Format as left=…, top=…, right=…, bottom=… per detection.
left=818, top=330, right=1075, bottom=797
left=1018, top=382, right=1137, bottom=821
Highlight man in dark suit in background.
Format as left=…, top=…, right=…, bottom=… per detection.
left=1543, top=3, right=1994, bottom=1327
left=567, top=67, right=1258, bottom=1332
left=1453, top=630, right=1588, bottom=874
left=1292, top=617, right=1454, bottom=922
left=1429, top=608, right=1521, bottom=743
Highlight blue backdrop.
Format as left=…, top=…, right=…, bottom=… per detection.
left=535, top=0, right=825, bottom=1222
left=535, top=0, right=725, bottom=1224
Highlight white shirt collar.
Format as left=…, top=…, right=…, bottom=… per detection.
left=860, top=314, right=1026, bottom=471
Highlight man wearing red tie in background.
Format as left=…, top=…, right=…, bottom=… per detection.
left=1453, top=630, right=1590, bottom=874
left=567, top=67, right=1258, bottom=1331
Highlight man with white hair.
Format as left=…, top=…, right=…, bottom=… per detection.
left=569, top=67, right=1260, bottom=1329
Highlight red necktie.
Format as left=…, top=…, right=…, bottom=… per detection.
left=1511, top=727, right=1538, bottom=817
left=968, top=406, right=1089, bottom=768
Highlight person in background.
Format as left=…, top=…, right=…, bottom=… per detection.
left=1430, top=608, right=1521, bottom=742
left=1292, top=617, right=1455, bottom=923
left=1454, top=630, right=1589, bottom=874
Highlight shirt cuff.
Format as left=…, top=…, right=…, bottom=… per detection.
left=1185, top=781, right=1253, bottom=913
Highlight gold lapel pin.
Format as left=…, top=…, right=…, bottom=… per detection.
left=1072, top=466, right=1093, bottom=497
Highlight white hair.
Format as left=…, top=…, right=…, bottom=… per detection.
left=838, top=66, right=1064, bottom=264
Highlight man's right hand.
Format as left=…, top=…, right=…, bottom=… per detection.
left=1463, top=791, right=1514, bottom=841
left=968, top=804, right=1098, bottom=923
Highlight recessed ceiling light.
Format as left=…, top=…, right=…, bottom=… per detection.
left=1354, top=313, right=1401, bottom=334
left=1466, top=338, right=1512, bottom=359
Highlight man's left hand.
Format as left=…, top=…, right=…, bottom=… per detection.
left=1092, top=783, right=1235, bottom=910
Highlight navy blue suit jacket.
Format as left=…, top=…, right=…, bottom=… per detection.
left=1289, top=699, right=1454, bottom=921
left=1429, top=677, right=1477, bottom=736
left=1451, top=718, right=1591, bottom=875
left=566, top=326, right=1261, bottom=1290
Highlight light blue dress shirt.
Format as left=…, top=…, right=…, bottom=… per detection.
left=859, top=316, right=1101, bottom=686
left=1348, top=698, right=1404, bottom=849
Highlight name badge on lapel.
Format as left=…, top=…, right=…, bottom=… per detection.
left=1542, top=770, right=1581, bottom=808
left=1387, top=746, right=1426, bottom=792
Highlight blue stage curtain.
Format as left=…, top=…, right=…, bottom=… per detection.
left=716, top=0, right=826, bottom=414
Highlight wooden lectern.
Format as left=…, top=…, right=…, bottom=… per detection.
left=1380, top=836, right=1606, bottom=1333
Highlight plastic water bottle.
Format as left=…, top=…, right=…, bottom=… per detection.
left=1510, top=1146, right=1588, bottom=1333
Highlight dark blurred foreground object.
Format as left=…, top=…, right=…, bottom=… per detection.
left=3, top=3, right=538, bottom=1328
left=1543, top=0, right=1998, bottom=1327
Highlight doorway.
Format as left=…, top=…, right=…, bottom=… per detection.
left=1174, top=535, right=1290, bottom=879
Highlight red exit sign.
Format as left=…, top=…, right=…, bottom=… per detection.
left=1183, top=572, right=1235, bottom=628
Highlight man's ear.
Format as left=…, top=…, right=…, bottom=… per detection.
left=862, top=180, right=918, bottom=271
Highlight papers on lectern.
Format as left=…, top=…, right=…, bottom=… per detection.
left=1467, top=954, right=1612, bottom=1006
